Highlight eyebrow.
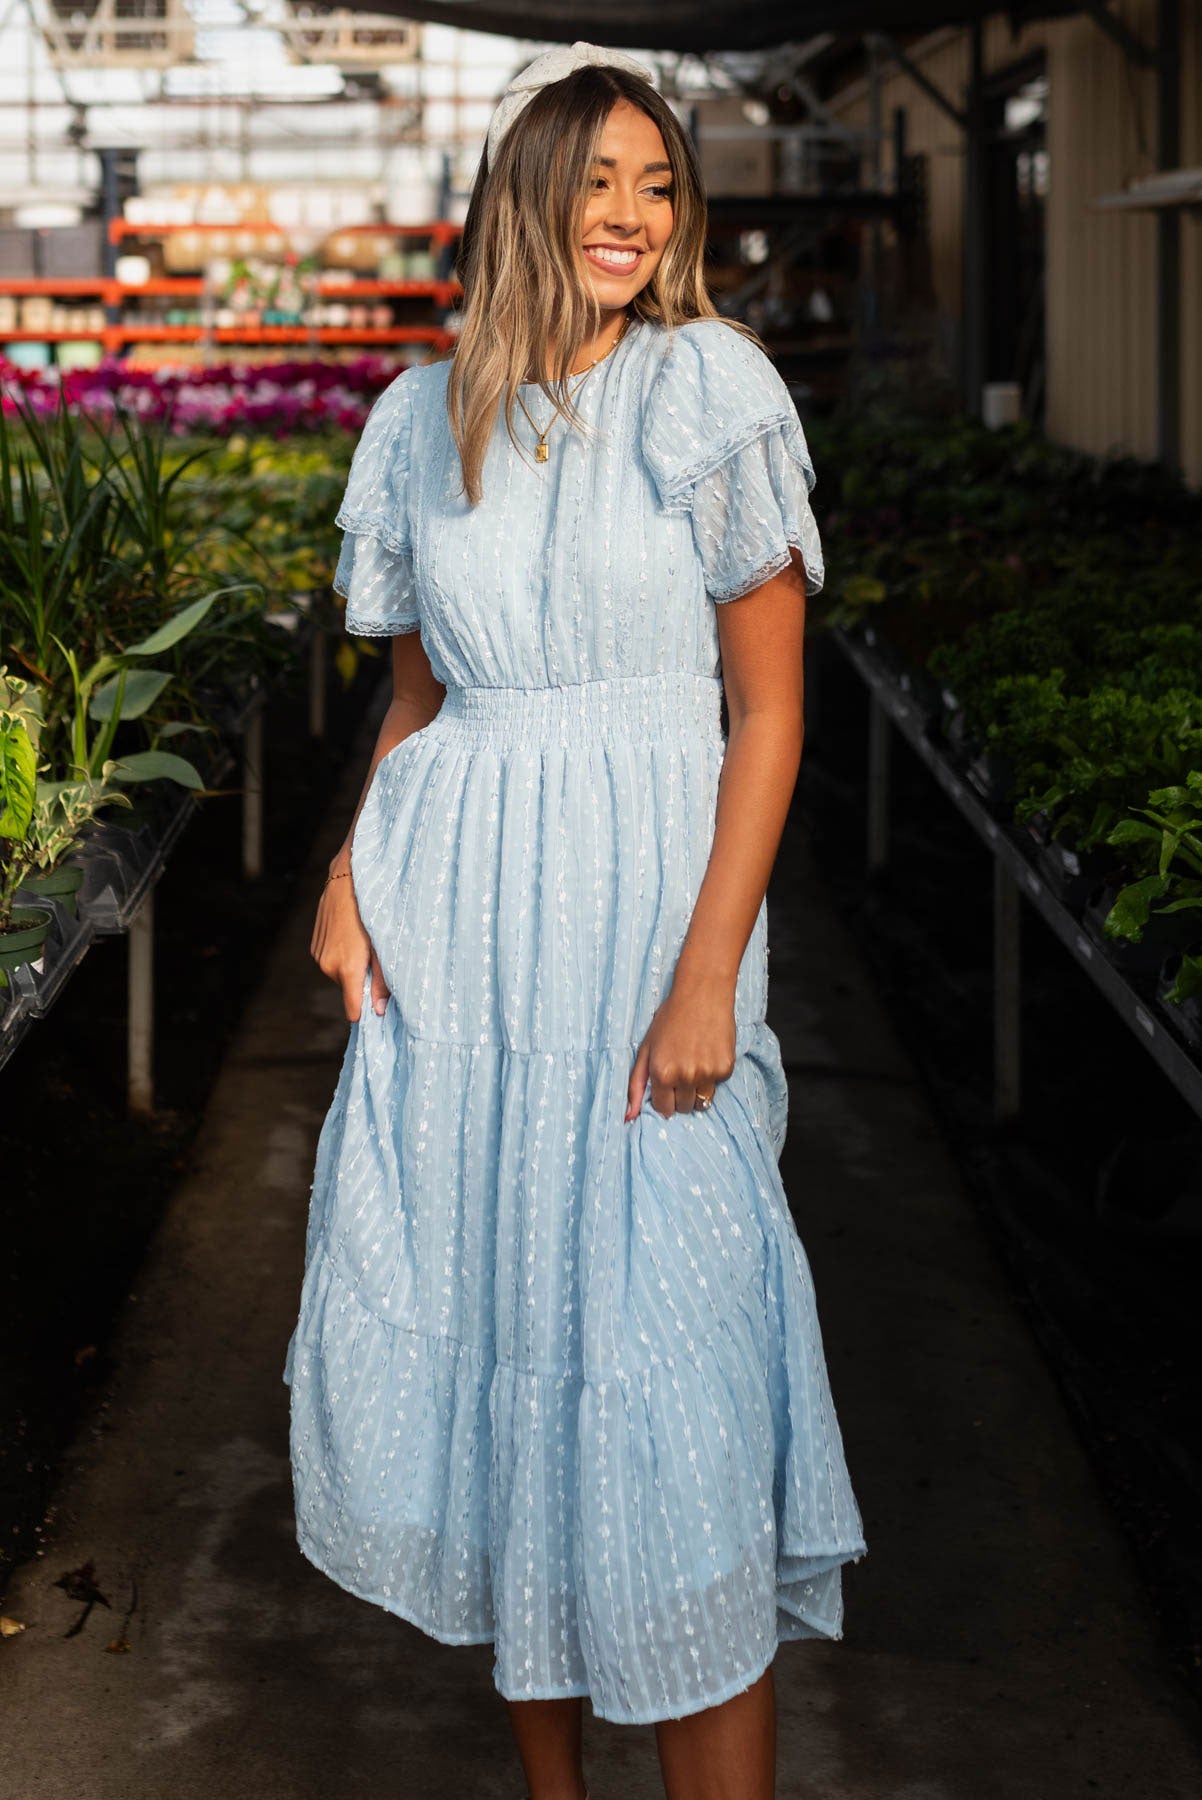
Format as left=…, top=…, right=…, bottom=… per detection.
left=593, top=156, right=673, bottom=175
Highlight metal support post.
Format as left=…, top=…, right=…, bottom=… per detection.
left=242, top=695, right=265, bottom=881
left=309, top=629, right=327, bottom=739
left=993, top=861, right=1022, bottom=1121
left=867, top=693, right=891, bottom=873
left=128, top=888, right=155, bottom=1116
left=1156, top=0, right=1181, bottom=475
left=962, top=19, right=988, bottom=417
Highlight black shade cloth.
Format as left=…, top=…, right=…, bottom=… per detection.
left=346, top=0, right=1079, bottom=54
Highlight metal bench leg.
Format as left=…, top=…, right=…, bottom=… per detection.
left=128, top=890, right=155, bottom=1117
left=242, top=696, right=265, bottom=881
left=867, top=692, right=891, bottom=873
left=309, top=630, right=327, bottom=740
left=993, top=862, right=1022, bottom=1121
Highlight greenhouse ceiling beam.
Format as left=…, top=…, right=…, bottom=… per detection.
left=788, top=69, right=864, bottom=148
left=863, top=30, right=966, bottom=125
left=330, top=0, right=1086, bottom=52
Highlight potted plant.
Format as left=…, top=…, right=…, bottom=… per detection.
left=1, top=683, right=51, bottom=991
left=1156, top=951, right=1202, bottom=1049
left=0, top=669, right=136, bottom=977
left=16, top=773, right=134, bottom=917
left=53, top=592, right=218, bottom=795
left=1101, top=773, right=1202, bottom=996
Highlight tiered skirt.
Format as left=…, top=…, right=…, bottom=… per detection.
left=283, top=669, right=866, bottom=1724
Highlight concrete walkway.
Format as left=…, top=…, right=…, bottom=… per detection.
left=4, top=724, right=1202, bottom=1800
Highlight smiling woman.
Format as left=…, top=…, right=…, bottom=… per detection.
left=287, top=41, right=865, bottom=1800
left=445, top=53, right=745, bottom=505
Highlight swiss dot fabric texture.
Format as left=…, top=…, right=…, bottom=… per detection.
left=284, top=318, right=867, bottom=1726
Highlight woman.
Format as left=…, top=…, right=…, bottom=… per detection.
left=284, top=41, right=867, bottom=1800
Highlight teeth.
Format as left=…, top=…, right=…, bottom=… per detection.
left=586, top=247, right=640, bottom=267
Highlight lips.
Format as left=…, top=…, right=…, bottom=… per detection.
left=583, top=244, right=644, bottom=273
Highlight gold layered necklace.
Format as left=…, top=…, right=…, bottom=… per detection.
left=515, top=313, right=632, bottom=463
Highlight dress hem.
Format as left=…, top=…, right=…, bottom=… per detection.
left=292, top=1520, right=866, bottom=1725
left=293, top=1522, right=497, bottom=1647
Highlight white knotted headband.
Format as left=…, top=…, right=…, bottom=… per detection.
left=486, top=40, right=656, bottom=166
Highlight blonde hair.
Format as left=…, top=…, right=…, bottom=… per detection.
left=448, top=63, right=758, bottom=505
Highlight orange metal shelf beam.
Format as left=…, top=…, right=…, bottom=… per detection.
left=315, top=280, right=461, bottom=300
left=0, top=278, right=110, bottom=295
left=115, top=325, right=454, bottom=343
left=2, top=231, right=462, bottom=361
left=107, top=219, right=463, bottom=244
left=1, top=326, right=455, bottom=348
left=0, top=279, right=460, bottom=303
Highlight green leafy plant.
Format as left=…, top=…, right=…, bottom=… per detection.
left=0, top=666, right=132, bottom=934
left=53, top=591, right=228, bottom=791
left=0, top=390, right=124, bottom=685
left=1007, top=684, right=1202, bottom=854
left=0, top=687, right=38, bottom=930
left=1, top=393, right=270, bottom=762
left=1103, top=773, right=1202, bottom=1002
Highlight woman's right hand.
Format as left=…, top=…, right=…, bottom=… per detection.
left=310, top=857, right=391, bottom=1023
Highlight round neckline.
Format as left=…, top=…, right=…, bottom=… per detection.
left=518, top=316, right=644, bottom=391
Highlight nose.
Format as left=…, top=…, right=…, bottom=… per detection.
left=601, top=186, right=642, bottom=234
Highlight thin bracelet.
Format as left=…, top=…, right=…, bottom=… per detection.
left=326, top=869, right=352, bottom=885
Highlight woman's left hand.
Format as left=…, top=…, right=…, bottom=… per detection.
left=625, top=969, right=737, bottom=1122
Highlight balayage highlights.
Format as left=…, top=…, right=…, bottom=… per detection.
left=448, top=63, right=758, bottom=506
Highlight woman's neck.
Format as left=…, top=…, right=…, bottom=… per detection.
left=543, top=307, right=630, bottom=380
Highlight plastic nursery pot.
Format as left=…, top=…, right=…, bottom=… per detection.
left=0, top=906, right=53, bottom=990
left=964, top=745, right=1017, bottom=815
left=859, top=622, right=907, bottom=679
left=941, top=703, right=977, bottom=762
left=18, top=859, right=85, bottom=918
left=1020, top=807, right=1055, bottom=850
left=106, top=795, right=161, bottom=838
left=1156, top=953, right=1202, bottom=1052
left=1034, top=832, right=1124, bottom=913
left=897, top=661, right=944, bottom=725
left=1084, top=883, right=1202, bottom=979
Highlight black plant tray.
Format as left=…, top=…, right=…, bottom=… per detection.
left=0, top=894, right=91, bottom=1019
left=1035, top=836, right=1126, bottom=914
left=1157, top=956, right=1202, bottom=1052
left=1083, top=884, right=1202, bottom=982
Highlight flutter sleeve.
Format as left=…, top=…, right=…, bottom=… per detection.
left=333, top=367, right=421, bottom=636
left=642, top=321, right=825, bottom=602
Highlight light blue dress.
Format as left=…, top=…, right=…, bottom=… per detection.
left=282, top=316, right=867, bottom=1726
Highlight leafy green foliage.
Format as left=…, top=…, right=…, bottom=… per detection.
left=808, top=393, right=1202, bottom=989
left=1101, top=774, right=1202, bottom=1001
left=0, top=714, right=37, bottom=844
left=0, top=393, right=303, bottom=773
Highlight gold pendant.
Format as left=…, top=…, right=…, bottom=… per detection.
left=535, top=440, right=549, bottom=463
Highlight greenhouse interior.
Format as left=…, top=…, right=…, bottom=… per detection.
left=2, top=0, right=1202, bottom=1794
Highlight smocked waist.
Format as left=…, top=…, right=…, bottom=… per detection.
left=424, top=671, right=724, bottom=747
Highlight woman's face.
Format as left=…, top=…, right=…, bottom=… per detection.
left=578, top=99, right=674, bottom=310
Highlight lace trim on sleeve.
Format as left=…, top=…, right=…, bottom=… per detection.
left=334, top=526, right=421, bottom=637
left=688, top=421, right=825, bottom=603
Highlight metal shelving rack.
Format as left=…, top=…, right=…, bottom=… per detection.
left=830, top=624, right=1202, bottom=1124
left=0, top=222, right=463, bottom=357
